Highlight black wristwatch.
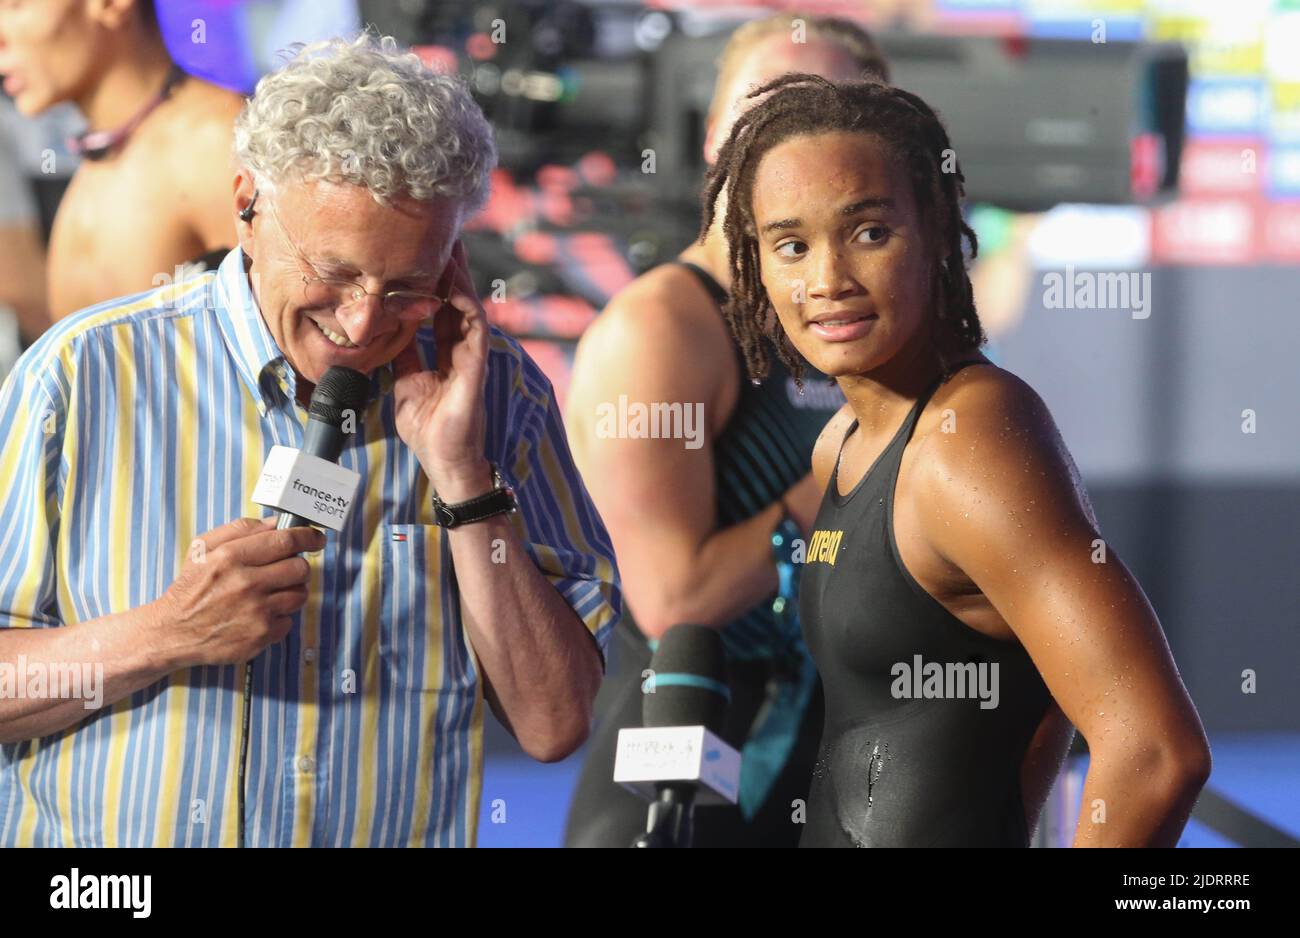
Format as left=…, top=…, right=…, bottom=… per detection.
left=431, top=462, right=518, bottom=527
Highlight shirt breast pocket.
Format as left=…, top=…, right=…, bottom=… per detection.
left=378, top=523, right=478, bottom=696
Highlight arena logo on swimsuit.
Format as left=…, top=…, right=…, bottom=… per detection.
left=807, top=529, right=844, bottom=565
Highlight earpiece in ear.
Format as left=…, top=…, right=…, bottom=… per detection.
left=239, top=189, right=259, bottom=223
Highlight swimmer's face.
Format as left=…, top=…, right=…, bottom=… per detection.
left=749, top=131, right=935, bottom=379
left=0, top=0, right=146, bottom=115
left=239, top=177, right=456, bottom=386
left=704, top=34, right=872, bottom=166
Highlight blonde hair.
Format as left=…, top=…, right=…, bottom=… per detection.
left=707, top=12, right=891, bottom=123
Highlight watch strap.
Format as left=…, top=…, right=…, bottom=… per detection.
left=432, top=464, right=517, bottom=527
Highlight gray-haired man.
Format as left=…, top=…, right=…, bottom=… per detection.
left=0, top=33, right=619, bottom=847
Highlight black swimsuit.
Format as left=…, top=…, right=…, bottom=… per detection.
left=798, top=361, right=1054, bottom=847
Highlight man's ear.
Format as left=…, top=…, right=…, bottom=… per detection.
left=435, top=233, right=465, bottom=294
left=234, top=172, right=258, bottom=247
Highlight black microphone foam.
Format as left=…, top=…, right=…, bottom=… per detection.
left=276, top=366, right=370, bottom=529
left=307, top=366, right=372, bottom=430
left=642, top=624, right=727, bottom=734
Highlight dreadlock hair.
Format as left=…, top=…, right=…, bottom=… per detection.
left=700, top=73, right=985, bottom=389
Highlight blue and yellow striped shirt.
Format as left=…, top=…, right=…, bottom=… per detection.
left=0, top=249, right=619, bottom=846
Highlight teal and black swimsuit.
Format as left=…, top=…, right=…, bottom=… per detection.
left=564, top=261, right=844, bottom=847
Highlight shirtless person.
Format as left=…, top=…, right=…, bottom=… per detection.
left=0, top=0, right=244, bottom=318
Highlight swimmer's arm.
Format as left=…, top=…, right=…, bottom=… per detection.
left=563, top=292, right=794, bottom=641
left=914, top=372, right=1211, bottom=848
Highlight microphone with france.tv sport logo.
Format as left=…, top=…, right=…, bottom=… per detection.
left=247, top=366, right=371, bottom=531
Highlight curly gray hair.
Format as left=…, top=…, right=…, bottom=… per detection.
left=234, top=32, right=496, bottom=213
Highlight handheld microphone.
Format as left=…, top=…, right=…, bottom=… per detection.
left=618, top=624, right=739, bottom=848
left=275, top=366, right=371, bottom=529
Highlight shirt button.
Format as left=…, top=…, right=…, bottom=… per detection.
left=303, top=648, right=316, bottom=663
left=298, top=756, right=315, bottom=774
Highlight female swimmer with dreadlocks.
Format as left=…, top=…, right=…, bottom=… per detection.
left=702, top=73, right=1210, bottom=847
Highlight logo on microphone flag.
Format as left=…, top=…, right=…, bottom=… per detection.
left=251, top=445, right=362, bottom=531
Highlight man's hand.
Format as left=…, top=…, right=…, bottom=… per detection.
left=392, top=239, right=490, bottom=497
left=148, top=517, right=324, bottom=669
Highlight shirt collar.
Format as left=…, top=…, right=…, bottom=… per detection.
left=212, top=247, right=288, bottom=409
left=211, top=247, right=399, bottom=411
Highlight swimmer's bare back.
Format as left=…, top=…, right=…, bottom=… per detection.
left=805, top=361, right=1209, bottom=846
left=48, top=76, right=244, bottom=319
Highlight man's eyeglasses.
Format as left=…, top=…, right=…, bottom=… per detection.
left=299, top=275, right=444, bottom=322
left=259, top=190, right=446, bottom=322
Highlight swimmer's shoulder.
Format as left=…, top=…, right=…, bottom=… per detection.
left=910, top=361, right=1096, bottom=526
left=173, top=75, right=246, bottom=124
left=585, top=261, right=732, bottom=349
left=147, top=75, right=242, bottom=147
left=571, top=262, right=737, bottom=419
left=146, top=77, right=241, bottom=180
left=918, top=360, right=1053, bottom=446
left=149, top=78, right=244, bottom=246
